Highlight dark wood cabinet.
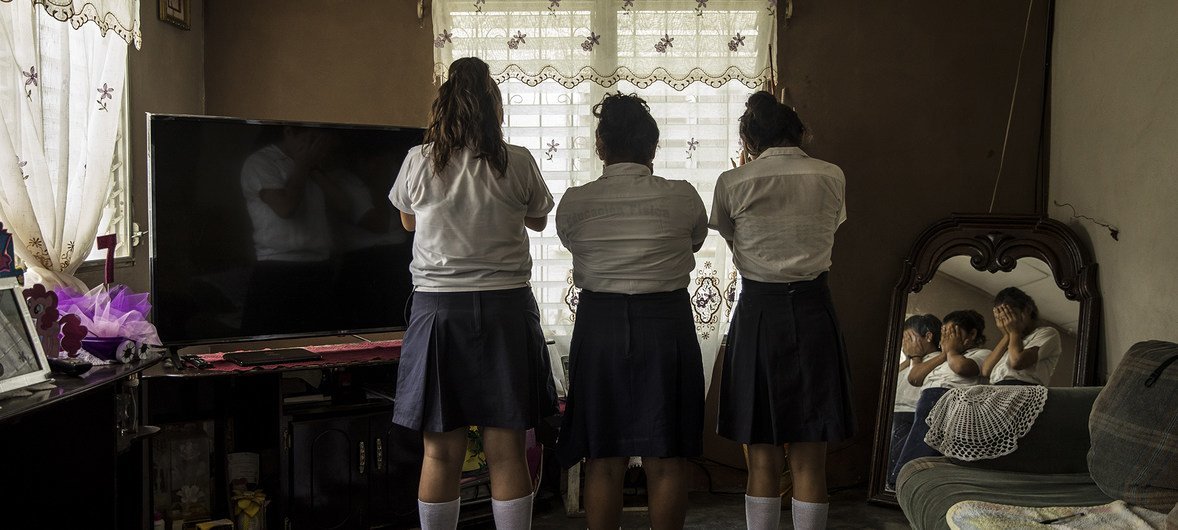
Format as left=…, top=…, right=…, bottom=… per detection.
left=284, top=405, right=423, bottom=530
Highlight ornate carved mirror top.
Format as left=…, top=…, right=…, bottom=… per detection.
left=868, top=214, right=1101, bottom=505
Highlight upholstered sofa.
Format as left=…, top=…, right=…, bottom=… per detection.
left=896, top=341, right=1178, bottom=530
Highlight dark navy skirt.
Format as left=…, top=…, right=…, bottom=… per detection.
left=716, top=274, right=855, bottom=445
left=556, top=289, right=705, bottom=466
left=392, top=287, right=558, bottom=433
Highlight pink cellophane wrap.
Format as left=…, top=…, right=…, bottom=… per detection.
left=55, top=284, right=160, bottom=345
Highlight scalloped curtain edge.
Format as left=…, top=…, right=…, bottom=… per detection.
left=434, top=63, right=774, bottom=91
left=1, top=0, right=143, bottom=49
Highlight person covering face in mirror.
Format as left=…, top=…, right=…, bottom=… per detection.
left=888, top=314, right=942, bottom=490
left=554, top=92, right=708, bottom=530
left=888, top=310, right=991, bottom=489
left=388, top=56, right=557, bottom=530
left=710, top=91, right=853, bottom=530
left=982, top=287, right=1063, bottom=386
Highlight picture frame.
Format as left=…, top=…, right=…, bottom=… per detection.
left=158, top=0, right=191, bottom=30
left=0, top=276, right=52, bottom=393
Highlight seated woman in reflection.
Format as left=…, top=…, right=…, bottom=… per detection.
left=889, top=314, right=941, bottom=489
left=982, top=287, right=1063, bottom=386
left=888, top=310, right=990, bottom=489
left=555, top=92, right=708, bottom=530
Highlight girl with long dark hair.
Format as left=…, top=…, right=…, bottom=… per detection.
left=389, top=57, right=557, bottom=530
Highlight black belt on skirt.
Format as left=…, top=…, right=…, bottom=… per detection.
left=740, top=271, right=829, bottom=295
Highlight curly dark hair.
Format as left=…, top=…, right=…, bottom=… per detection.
left=423, top=57, right=508, bottom=178
left=993, top=287, right=1039, bottom=321
left=739, top=91, right=806, bottom=157
left=593, top=92, right=659, bottom=165
left=943, top=309, right=987, bottom=347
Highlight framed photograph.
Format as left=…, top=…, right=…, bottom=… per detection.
left=158, top=0, right=191, bottom=30
left=0, top=277, right=52, bottom=393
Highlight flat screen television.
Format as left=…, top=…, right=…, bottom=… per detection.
left=149, top=114, right=424, bottom=347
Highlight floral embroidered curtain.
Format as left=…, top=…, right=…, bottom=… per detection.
left=0, top=0, right=136, bottom=289
left=432, top=0, right=778, bottom=391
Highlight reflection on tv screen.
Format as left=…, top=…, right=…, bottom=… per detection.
left=149, top=115, right=424, bottom=346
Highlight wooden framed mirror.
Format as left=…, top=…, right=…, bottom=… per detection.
left=867, top=214, right=1101, bottom=505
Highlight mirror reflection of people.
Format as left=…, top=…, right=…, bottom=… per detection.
left=554, top=93, right=708, bottom=530
left=888, top=314, right=941, bottom=490
left=982, top=287, right=1063, bottom=386
left=388, top=57, right=556, bottom=530
left=239, top=126, right=334, bottom=335
left=710, top=92, right=853, bottom=530
left=888, top=310, right=991, bottom=489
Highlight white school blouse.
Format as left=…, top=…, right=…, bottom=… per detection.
left=921, top=348, right=992, bottom=390
left=709, top=147, right=846, bottom=283
left=390, top=144, right=554, bottom=292
left=895, top=352, right=937, bottom=413
left=555, top=163, right=708, bottom=294
left=989, top=326, right=1062, bottom=385
left=240, top=144, right=331, bottom=262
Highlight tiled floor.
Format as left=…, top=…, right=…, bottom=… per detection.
left=464, top=459, right=912, bottom=529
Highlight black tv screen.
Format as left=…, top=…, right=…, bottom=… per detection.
left=149, top=114, right=424, bottom=346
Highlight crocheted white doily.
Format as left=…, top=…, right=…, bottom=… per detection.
left=924, top=385, right=1048, bottom=461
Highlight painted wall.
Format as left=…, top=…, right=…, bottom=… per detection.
left=203, top=0, right=435, bottom=127
left=1049, top=2, right=1178, bottom=380
left=780, top=1, right=1050, bottom=485
left=76, top=0, right=207, bottom=293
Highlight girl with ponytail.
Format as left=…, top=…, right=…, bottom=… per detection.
left=711, top=91, right=854, bottom=530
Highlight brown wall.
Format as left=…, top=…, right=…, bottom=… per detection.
left=77, top=0, right=207, bottom=293
left=203, top=0, right=435, bottom=127
left=780, top=1, right=1050, bottom=485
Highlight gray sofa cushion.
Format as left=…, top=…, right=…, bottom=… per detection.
left=1089, top=340, right=1178, bottom=513
left=897, top=457, right=1113, bottom=530
left=949, top=386, right=1102, bottom=474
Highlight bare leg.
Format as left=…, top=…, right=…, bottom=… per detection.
left=419, top=428, right=468, bottom=502
left=787, top=442, right=828, bottom=503
left=643, top=457, right=689, bottom=530
left=583, top=457, right=627, bottom=530
left=481, top=426, right=533, bottom=500
left=746, top=443, right=786, bottom=498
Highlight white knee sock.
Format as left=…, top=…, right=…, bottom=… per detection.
left=745, top=494, right=781, bottom=530
left=791, top=498, right=829, bottom=530
left=418, top=498, right=460, bottom=530
left=491, top=492, right=534, bottom=530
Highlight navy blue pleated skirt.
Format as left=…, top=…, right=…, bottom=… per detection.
left=556, top=289, right=705, bottom=467
left=716, top=274, right=855, bottom=445
left=392, top=287, right=558, bottom=433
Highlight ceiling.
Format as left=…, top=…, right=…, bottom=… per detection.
left=936, top=255, right=1080, bottom=333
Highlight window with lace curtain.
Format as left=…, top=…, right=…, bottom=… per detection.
left=433, top=0, right=777, bottom=388
left=0, top=1, right=137, bottom=288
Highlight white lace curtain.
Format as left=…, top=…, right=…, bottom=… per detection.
left=0, top=0, right=138, bottom=289
left=433, top=0, right=778, bottom=390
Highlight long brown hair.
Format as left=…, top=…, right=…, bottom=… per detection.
left=423, top=57, right=508, bottom=177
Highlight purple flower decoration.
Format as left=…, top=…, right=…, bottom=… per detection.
left=655, top=34, right=674, bottom=53
left=695, top=0, right=708, bottom=15
left=97, top=83, right=115, bottom=100
left=434, top=29, right=453, bottom=49
left=548, top=0, right=561, bottom=12
left=508, top=31, right=527, bottom=49
left=545, top=139, right=560, bottom=161
left=622, top=0, right=635, bottom=10
left=22, top=66, right=37, bottom=87
left=728, top=33, right=746, bottom=52
left=686, top=138, right=699, bottom=159
left=581, top=31, right=601, bottom=52
left=473, top=0, right=486, bottom=12
left=17, top=158, right=28, bottom=180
